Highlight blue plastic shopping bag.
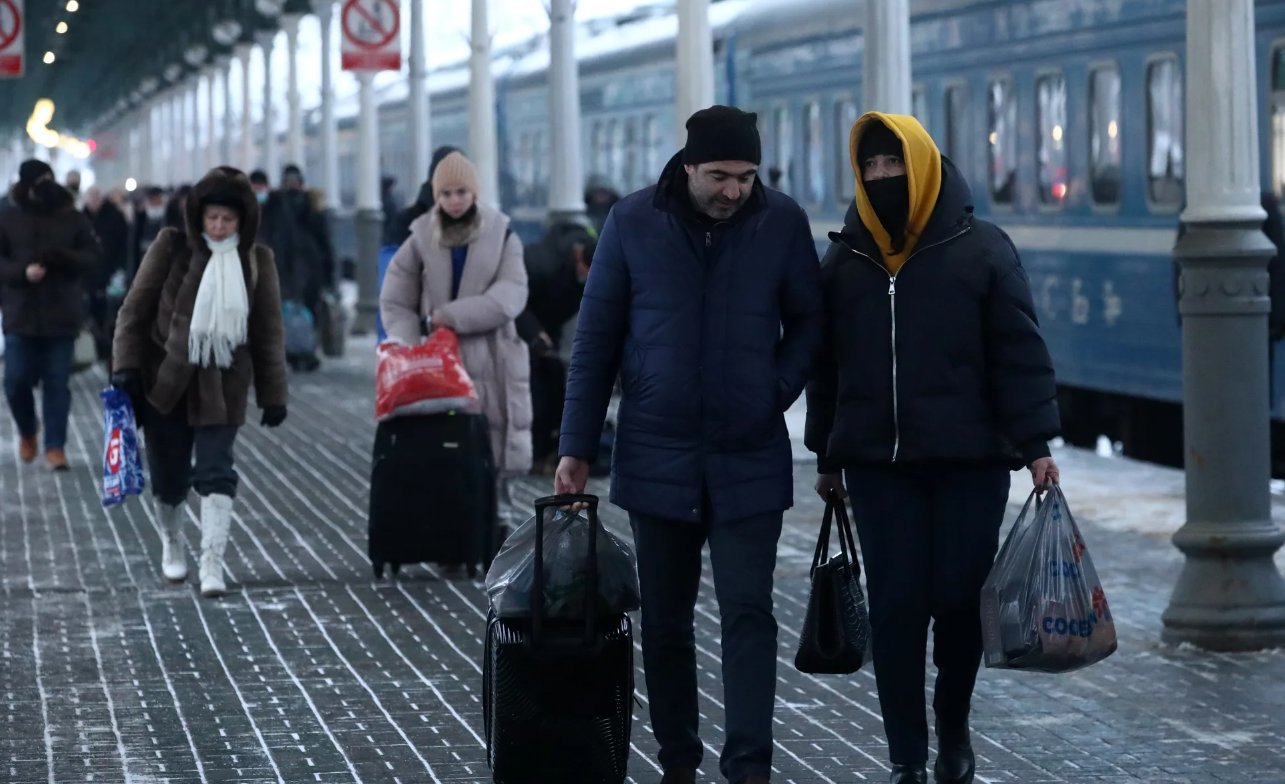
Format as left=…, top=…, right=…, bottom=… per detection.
left=101, top=388, right=146, bottom=507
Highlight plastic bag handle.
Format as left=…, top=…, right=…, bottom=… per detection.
left=531, top=494, right=600, bottom=647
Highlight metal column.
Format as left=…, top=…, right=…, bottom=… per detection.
left=220, top=56, right=234, bottom=168
left=1163, top=0, right=1285, bottom=651
left=258, top=31, right=279, bottom=179
left=283, top=14, right=305, bottom=169
left=237, top=43, right=254, bottom=172
left=408, top=0, right=431, bottom=192
left=675, top=0, right=714, bottom=143
left=547, top=0, right=586, bottom=224
left=468, top=0, right=500, bottom=205
left=354, top=72, right=382, bottom=334
left=314, top=0, right=339, bottom=208
left=863, top=0, right=912, bottom=115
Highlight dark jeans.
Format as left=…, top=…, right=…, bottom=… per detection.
left=630, top=503, right=783, bottom=783
left=142, top=400, right=240, bottom=505
left=844, top=463, right=1011, bottom=766
left=3, top=334, right=75, bottom=449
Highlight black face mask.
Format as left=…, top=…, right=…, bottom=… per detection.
left=32, top=180, right=64, bottom=207
left=863, top=175, right=909, bottom=252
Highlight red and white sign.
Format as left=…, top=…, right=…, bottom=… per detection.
left=341, top=0, right=401, bottom=72
left=0, top=0, right=23, bottom=79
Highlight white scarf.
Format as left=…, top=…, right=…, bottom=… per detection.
left=188, top=233, right=249, bottom=369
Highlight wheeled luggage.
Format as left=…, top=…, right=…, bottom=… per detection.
left=367, top=411, right=497, bottom=578
left=483, top=494, right=634, bottom=784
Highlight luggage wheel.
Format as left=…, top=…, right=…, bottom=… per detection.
left=372, top=562, right=384, bottom=579
left=389, top=563, right=401, bottom=577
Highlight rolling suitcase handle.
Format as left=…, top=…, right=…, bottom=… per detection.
left=532, top=494, right=601, bottom=648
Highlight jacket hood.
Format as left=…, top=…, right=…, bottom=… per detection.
left=184, top=167, right=260, bottom=256
left=414, top=180, right=436, bottom=210
left=836, top=155, right=974, bottom=252
left=9, top=181, right=75, bottom=214
left=850, top=112, right=943, bottom=267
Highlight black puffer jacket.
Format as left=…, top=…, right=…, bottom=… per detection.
left=805, top=158, right=1060, bottom=472
left=0, top=183, right=101, bottom=337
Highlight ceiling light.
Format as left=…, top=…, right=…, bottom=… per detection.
left=56, top=21, right=68, bottom=34
left=43, top=51, right=55, bottom=64
left=66, top=1, right=79, bottom=11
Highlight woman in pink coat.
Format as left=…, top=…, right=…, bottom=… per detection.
left=379, top=151, right=533, bottom=487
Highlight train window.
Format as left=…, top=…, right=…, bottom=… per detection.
left=643, top=114, right=662, bottom=180
left=804, top=101, right=825, bottom=204
left=912, top=86, right=928, bottom=126
left=1089, top=65, right=1122, bottom=205
left=1271, top=47, right=1285, bottom=198
left=835, top=98, right=858, bottom=203
left=532, top=129, right=548, bottom=196
left=608, top=118, right=623, bottom=189
left=623, top=117, right=639, bottom=190
left=774, top=106, right=793, bottom=194
left=944, top=85, right=967, bottom=167
left=1146, top=56, right=1184, bottom=206
left=591, top=121, right=608, bottom=181
left=1036, top=73, right=1068, bottom=206
left=987, top=77, right=1018, bottom=204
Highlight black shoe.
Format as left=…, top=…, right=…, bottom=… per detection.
left=660, top=769, right=696, bottom=784
left=933, top=726, right=976, bottom=784
left=890, top=764, right=928, bottom=784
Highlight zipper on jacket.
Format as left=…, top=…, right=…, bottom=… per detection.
left=835, top=225, right=972, bottom=462
left=705, top=231, right=712, bottom=248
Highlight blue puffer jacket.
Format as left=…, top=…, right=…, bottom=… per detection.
left=559, top=152, right=824, bottom=523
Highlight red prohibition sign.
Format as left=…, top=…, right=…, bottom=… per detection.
left=342, top=0, right=399, bottom=51
left=0, top=0, right=22, bottom=52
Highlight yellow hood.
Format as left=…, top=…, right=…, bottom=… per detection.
left=850, top=112, right=942, bottom=273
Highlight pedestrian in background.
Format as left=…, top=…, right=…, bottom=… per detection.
left=112, top=166, right=288, bottom=598
left=0, top=159, right=102, bottom=470
left=556, top=106, right=823, bottom=784
left=806, top=113, right=1062, bottom=784
left=379, top=150, right=532, bottom=516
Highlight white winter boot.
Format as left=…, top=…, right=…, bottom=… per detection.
left=198, top=494, right=234, bottom=598
left=155, top=499, right=188, bottom=582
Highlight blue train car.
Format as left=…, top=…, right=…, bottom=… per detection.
left=327, top=0, right=1285, bottom=468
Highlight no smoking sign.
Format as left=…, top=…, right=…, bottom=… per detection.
left=341, top=0, right=401, bottom=72
left=0, top=0, right=24, bottom=79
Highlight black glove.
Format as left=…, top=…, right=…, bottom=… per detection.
left=261, top=405, right=287, bottom=428
left=110, top=369, right=143, bottom=406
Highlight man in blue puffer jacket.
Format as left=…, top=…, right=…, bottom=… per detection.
left=555, top=106, right=823, bottom=784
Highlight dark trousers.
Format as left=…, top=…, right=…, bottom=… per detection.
left=844, top=464, right=1011, bottom=766
left=3, top=334, right=75, bottom=449
left=630, top=505, right=783, bottom=783
left=142, top=400, right=240, bottom=505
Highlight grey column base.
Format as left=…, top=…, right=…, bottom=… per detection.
left=1161, top=522, right=1285, bottom=651
left=1164, top=219, right=1285, bottom=651
left=352, top=208, right=383, bottom=336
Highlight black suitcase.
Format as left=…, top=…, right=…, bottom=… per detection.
left=368, top=412, right=497, bottom=578
left=483, top=494, right=633, bottom=784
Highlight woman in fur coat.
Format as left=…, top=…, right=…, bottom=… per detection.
left=111, top=167, right=289, bottom=597
left=379, top=151, right=533, bottom=500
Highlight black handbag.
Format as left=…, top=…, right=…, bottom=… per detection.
left=794, top=492, right=872, bottom=675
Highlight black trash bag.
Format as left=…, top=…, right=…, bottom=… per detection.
left=485, top=506, right=640, bottom=620
left=980, top=485, right=1118, bottom=674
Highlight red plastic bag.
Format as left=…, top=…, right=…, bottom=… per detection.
left=375, top=329, right=480, bottom=422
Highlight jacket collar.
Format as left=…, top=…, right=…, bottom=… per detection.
left=832, top=156, right=974, bottom=258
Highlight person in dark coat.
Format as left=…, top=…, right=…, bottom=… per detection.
left=515, top=221, right=596, bottom=469
left=556, top=106, right=824, bottom=784
left=805, top=113, right=1062, bottom=784
left=274, top=164, right=333, bottom=370
left=0, top=159, right=102, bottom=470
left=83, top=186, right=130, bottom=362
left=112, top=166, right=288, bottom=598
left=383, top=145, right=462, bottom=248
left=131, top=186, right=168, bottom=282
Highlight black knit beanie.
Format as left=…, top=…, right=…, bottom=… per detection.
left=857, top=122, right=903, bottom=165
left=18, top=159, right=53, bottom=187
left=683, top=106, right=761, bottom=166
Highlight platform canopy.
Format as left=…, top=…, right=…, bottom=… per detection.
left=0, top=0, right=313, bottom=133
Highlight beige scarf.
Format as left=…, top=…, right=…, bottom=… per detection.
left=188, top=234, right=249, bottom=369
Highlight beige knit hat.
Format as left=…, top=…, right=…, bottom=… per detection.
left=431, top=151, right=480, bottom=199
